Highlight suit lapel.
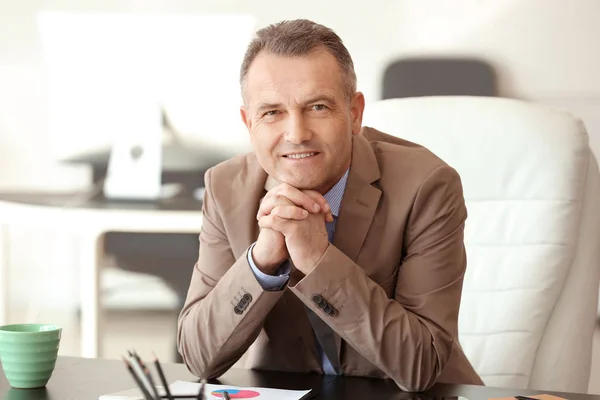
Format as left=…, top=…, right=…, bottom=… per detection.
left=333, top=130, right=382, bottom=263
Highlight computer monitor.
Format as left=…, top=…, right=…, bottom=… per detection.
left=37, top=11, right=256, bottom=176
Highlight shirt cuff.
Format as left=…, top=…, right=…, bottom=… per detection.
left=247, top=242, right=291, bottom=291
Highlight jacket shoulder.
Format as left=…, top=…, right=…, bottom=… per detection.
left=204, top=152, right=262, bottom=198
left=362, top=126, right=455, bottom=180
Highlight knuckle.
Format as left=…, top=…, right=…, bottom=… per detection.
left=271, top=205, right=284, bottom=215
left=258, top=197, right=270, bottom=209
left=272, top=194, right=286, bottom=205
left=282, top=184, right=297, bottom=196
left=258, top=204, right=271, bottom=215
left=263, top=191, right=275, bottom=201
left=280, top=187, right=294, bottom=199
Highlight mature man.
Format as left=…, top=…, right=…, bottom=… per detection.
left=177, top=19, right=483, bottom=392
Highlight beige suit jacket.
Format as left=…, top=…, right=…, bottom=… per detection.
left=177, top=127, right=483, bottom=392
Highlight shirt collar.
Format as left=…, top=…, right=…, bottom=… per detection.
left=323, top=168, right=350, bottom=218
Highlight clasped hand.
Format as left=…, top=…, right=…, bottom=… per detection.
left=251, top=183, right=333, bottom=276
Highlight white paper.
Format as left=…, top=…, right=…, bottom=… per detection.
left=100, top=379, right=312, bottom=400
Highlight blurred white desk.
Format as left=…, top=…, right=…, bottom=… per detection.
left=0, top=192, right=202, bottom=358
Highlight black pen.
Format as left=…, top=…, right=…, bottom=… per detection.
left=122, top=357, right=153, bottom=400
left=196, top=381, right=205, bottom=400
left=153, top=352, right=173, bottom=400
left=128, top=353, right=158, bottom=400
left=515, top=396, right=538, bottom=400
left=131, top=350, right=161, bottom=400
left=223, top=391, right=231, bottom=400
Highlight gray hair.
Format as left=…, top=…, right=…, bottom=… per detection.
left=240, top=19, right=357, bottom=103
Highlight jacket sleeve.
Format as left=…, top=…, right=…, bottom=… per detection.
left=289, top=164, right=468, bottom=391
left=177, top=168, right=285, bottom=379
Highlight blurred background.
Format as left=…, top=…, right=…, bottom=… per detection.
left=1, top=0, right=600, bottom=393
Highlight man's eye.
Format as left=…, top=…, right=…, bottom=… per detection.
left=264, top=110, right=279, bottom=117
left=312, top=104, right=326, bottom=111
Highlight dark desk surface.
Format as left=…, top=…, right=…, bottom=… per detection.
left=0, top=192, right=203, bottom=212
left=0, top=357, right=597, bottom=400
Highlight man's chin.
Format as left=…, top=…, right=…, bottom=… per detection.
left=283, top=181, right=318, bottom=191
left=277, top=176, right=321, bottom=191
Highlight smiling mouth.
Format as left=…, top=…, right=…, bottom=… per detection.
left=283, top=152, right=318, bottom=159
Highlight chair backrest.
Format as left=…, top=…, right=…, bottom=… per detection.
left=362, top=96, right=600, bottom=392
left=381, top=58, right=498, bottom=99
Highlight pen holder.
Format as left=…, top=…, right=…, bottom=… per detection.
left=121, top=348, right=224, bottom=400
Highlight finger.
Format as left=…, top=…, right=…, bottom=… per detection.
left=272, top=184, right=331, bottom=214
left=270, top=204, right=309, bottom=220
left=300, top=189, right=332, bottom=214
left=257, top=194, right=295, bottom=219
left=300, top=190, right=333, bottom=222
left=262, top=184, right=333, bottom=221
left=258, top=214, right=288, bottom=233
left=267, top=184, right=326, bottom=213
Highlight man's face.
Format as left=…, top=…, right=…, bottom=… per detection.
left=240, top=49, right=364, bottom=194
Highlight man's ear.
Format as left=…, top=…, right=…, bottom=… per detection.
left=350, top=91, right=365, bottom=135
left=240, top=106, right=252, bottom=133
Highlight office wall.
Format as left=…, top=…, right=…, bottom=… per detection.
left=1, top=0, right=599, bottom=191
left=1, top=0, right=599, bottom=310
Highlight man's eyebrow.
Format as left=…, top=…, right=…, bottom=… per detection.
left=255, top=95, right=338, bottom=114
left=300, top=94, right=337, bottom=106
left=256, top=102, right=283, bottom=114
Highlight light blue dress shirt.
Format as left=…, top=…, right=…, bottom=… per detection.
left=247, top=169, right=350, bottom=375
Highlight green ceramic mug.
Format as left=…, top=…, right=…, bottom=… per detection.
left=0, top=324, right=62, bottom=389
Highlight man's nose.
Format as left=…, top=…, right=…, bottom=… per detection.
left=284, top=113, right=312, bottom=144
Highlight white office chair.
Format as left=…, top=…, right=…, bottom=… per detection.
left=362, top=96, right=600, bottom=393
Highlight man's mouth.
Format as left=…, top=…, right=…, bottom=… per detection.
left=283, top=152, right=318, bottom=159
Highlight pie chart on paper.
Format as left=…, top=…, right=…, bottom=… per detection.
left=211, top=389, right=261, bottom=398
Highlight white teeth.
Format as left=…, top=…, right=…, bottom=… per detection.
left=286, top=152, right=315, bottom=159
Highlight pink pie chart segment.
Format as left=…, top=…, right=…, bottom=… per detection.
left=210, top=389, right=261, bottom=398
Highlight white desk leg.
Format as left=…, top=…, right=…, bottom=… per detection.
left=0, top=225, right=9, bottom=325
left=80, top=232, right=104, bottom=358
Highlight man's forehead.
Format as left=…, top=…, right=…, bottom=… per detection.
left=244, top=51, right=345, bottom=102
left=250, top=84, right=338, bottom=104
